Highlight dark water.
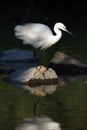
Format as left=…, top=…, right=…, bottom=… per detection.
left=0, top=68, right=87, bottom=130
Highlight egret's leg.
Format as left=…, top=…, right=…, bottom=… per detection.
left=33, top=49, right=38, bottom=67
left=33, top=50, right=46, bottom=79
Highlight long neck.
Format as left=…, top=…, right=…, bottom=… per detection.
left=53, top=26, right=62, bottom=42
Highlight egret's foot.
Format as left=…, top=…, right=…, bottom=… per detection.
left=34, top=65, right=46, bottom=79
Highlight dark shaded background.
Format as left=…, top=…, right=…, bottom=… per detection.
left=0, top=0, right=87, bottom=28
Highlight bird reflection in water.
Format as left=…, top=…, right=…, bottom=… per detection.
left=15, top=116, right=61, bottom=130
left=15, top=83, right=61, bottom=130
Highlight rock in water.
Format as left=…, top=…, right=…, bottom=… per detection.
left=0, top=48, right=34, bottom=61
left=50, top=51, right=87, bottom=68
left=49, top=51, right=87, bottom=75
left=0, top=48, right=38, bottom=69
left=8, top=65, right=58, bottom=83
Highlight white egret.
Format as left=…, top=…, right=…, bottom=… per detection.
left=14, top=22, right=74, bottom=50
left=14, top=22, right=74, bottom=78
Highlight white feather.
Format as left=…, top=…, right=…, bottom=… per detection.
left=14, top=22, right=72, bottom=50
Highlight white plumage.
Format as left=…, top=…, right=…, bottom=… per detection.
left=14, top=22, right=73, bottom=50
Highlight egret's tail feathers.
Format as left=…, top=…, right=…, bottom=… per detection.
left=14, top=25, right=24, bottom=32
left=15, top=25, right=24, bottom=38
left=14, top=24, right=51, bottom=48
left=14, top=25, right=29, bottom=44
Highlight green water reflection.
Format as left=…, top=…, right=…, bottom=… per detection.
left=0, top=75, right=87, bottom=130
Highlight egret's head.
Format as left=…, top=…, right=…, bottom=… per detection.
left=56, top=23, right=67, bottom=31
left=55, top=22, right=74, bottom=36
